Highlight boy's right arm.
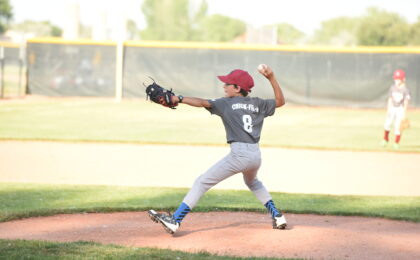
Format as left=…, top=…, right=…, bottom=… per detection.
left=259, top=65, right=285, bottom=108
left=173, top=96, right=211, bottom=108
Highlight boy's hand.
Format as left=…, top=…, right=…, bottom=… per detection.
left=258, top=64, right=273, bottom=79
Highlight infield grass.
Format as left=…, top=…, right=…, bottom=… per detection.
left=0, top=98, right=419, bottom=152
left=0, top=240, right=297, bottom=260
left=1, top=183, right=419, bottom=223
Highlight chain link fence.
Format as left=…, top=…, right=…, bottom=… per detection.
left=0, top=42, right=26, bottom=98
left=2, top=39, right=419, bottom=108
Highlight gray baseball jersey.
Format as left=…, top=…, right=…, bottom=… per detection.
left=206, top=96, right=276, bottom=144
left=389, top=84, right=411, bottom=107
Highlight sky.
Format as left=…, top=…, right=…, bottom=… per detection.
left=9, top=0, right=420, bottom=35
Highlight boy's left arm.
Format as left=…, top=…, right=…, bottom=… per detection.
left=172, top=96, right=211, bottom=108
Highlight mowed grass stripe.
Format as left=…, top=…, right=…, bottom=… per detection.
left=1, top=183, right=419, bottom=222
left=1, top=99, right=419, bottom=152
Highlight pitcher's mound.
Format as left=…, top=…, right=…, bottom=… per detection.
left=0, top=212, right=419, bottom=260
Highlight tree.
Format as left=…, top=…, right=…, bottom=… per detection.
left=139, top=0, right=245, bottom=42
left=11, top=20, right=63, bottom=37
left=357, top=7, right=410, bottom=46
left=0, top=0, right=13, bottom=34
left=409, top=16, right=420, bottom=45
left=275, top=23, right=305, bottom=45
left=126, top=19, right=139, bottom=40
left=140, top=0, right=192, bottom=41
left=189, top=0, right=208, bottom=40
left=312, top=17, right=360, bottom=46
left=198, top=14, right=246, bottom=42
left=51, top=25, right=63, bottom=37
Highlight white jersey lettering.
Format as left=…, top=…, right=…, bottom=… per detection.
left=232, top=103, right=259, bottom=113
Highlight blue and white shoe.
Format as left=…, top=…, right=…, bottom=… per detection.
left=148, top=210, right=179, bottom=234
left=273, top=214, right=287, bottom=229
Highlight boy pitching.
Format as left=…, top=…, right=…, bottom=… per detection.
left=382, top=69, right=411, bottom=149
left=148, top=65, right=287, bottom=234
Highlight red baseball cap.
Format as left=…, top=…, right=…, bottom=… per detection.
left=217, top=69, right=254, bottom=92
left=393, top=69, right=406, bottom=80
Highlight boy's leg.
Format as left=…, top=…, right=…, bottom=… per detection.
left=242, top=166, right=271, bottom=206
left=150, top=150, right=246, bottom=234
left=172, top=202, right=191, bottom=223
left=393, top=107, right=404, bottom=148
left=243, top=165, right=287, bottom=229
left=182, top=150, right=246, bottom=209
left=383, top=108, right=395, bottom=146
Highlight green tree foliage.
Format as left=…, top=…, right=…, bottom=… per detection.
left=126, top=19, right=139, bottom=40
left=409, top=16, right=420, bottom=45
left=312, top=17, right=360, bottom=46
left=275, top=23, right=305, bottom=45
left=140, top=0, right=192, bottom=41
left=51, top=25, right=62, bottom=37
left=198, top=14, right=246, bottom=42
left=357, top=7, right=410, bottom=46
left=11, top=20, right=62, bottom=37
left=0, top=0, right=13, bottom=33
left=140, top=0, right=245, bottom=42
left=189, top=0, right=208, bottom=40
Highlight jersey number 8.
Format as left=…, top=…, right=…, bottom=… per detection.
left=242, top=115, right=253, bottom=133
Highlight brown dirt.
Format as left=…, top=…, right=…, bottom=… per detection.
left=1, top=141, right=420, bottom=196
left=0, top=211, right=419, bottom=259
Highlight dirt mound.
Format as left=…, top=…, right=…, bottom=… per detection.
left=1, top=212, right=419, bottom=260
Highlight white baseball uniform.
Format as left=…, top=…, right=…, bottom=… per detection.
left=384, top=83, right=411, bottom=135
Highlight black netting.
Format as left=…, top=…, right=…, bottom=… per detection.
left=27, top=42, right=116, bottom=96
left=26, top=40, right=420, bottom=107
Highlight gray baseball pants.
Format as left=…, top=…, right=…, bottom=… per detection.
left=183, top=142, right=272, bottom=209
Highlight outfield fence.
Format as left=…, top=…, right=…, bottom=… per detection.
left=2, top=38, right=420, bottom=107
left=0, top=42, right=26, bottom=98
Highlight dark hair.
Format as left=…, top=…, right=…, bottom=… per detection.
left=233, top=84, right=248, bottom=97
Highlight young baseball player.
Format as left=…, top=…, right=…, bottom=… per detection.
left=381, top=69, right=411, bottom=149
left=148, top=65, right=287, bottom=234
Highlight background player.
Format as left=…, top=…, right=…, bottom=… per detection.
left=148, top=65, right=287, bottom=234
left=382, top=69, right=411, bottom=149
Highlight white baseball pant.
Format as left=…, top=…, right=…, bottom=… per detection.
left=182, top=142, right=272, bottom=209
left=384, top=106, right=405, bottom=135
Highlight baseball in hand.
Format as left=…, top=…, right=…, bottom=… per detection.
left=258, top=64, right=267, bottom=73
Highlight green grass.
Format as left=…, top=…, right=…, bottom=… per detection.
left=0, top=98, right=419, bottom=152
left=1, top=183, right=419, bottom=223
left=0, top=183, right=418, bottom=260
left=0, top=240, right=296, bottom=260
left=1, top=65, right=26, bottom=97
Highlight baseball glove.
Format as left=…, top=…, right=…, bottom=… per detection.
left=400, top=118, right=410, bottom=132
left=144, top=79, right=178, bottom=109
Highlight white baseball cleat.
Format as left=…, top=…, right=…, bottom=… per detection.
left=148, top=210, right=179, bottom=234
left=273, top=214, right=287, bottom=229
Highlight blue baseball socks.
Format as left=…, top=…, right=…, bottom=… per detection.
left=265, top=199, right=282, bottom=218
left=173, top=202, right=191, bottom=224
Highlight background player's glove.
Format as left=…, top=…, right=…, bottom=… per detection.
left=400, top=118, right=410, bottom=132
left=145, top=79, right=178, bottom=109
